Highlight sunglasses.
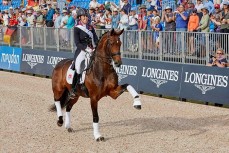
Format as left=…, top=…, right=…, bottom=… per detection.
left=216, top=53, right=222, bottom=54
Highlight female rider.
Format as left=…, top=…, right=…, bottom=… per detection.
left=70, top=8, right=99, bottom=97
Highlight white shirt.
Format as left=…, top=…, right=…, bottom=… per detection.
left=3, top=14, right=9, bottom=26
left=60, top=15, right=69, bottom=28
left=151, top=0, right=157, bottom=6
left=27, top=15, right=35, bottom=27
left=118, top=14, right=129, bottom=30
left=195, top=4, right=204, bottom=13
left=89, top=1, right=100, bottom=8
left=129, top=14, right=138, bottom=25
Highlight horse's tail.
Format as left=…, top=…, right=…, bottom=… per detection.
left=49, top=89, right=69, bottom=112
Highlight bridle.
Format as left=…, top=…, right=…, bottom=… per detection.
left=95, top=31, right=121, bottom=64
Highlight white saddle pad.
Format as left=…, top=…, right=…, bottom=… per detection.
left=66, top=64, right=75, bottom=84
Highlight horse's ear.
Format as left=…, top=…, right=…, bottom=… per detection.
left=110, top=28, right=115, bottom=36
left=116, top=29, right=124, bottom=36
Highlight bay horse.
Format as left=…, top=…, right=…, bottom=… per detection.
left=50, top=29, right=141, bottom=141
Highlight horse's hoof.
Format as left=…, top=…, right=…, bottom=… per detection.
left=96, top=137, right=105, bottom=142
left=57, top=120, right=63, bottom=127
left=67, top=128, right=73, bottom=133
left=134, top=105, right=141, bottom=110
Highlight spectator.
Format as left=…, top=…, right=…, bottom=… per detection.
left=204, top=0, right=215, bottom=14
left=118, top=9, right=129, bottom=30
left=104, top=8, right=112, bottom=29
left=146, top=8, right=154, bottom=30
left=161, top=6, right=176, bottom=31
left=95, top=10, right=106, bottom=29
left=66, top=12, right=76, bottom=46
left=175, top=4, right=189, bottom=31
left=89, top=7, right=96, bottom=25
left=152, top=17, right=162, bottom=49
left=35, top=10, right=44, bottom=45
left=54, top=10, right=62, bottom=45
left=3, top=10, right=9, bottom=26
left=188, top=8, right=199, bottom=32
left=207, top=48, right=228, bottom=67
left=138, top=5, right=147, bottom=30
left=195, top=0, right=204, bottom=19
left=186, top=2, right=195, bottom=17
left=121, top=0, right=131, bottom=14
left=220, top=1, right=229, bottom=33
left=8, top=7, right=13, bottom=18
left=128, top=9, right=138, bottom=30
left=54, top=10, right=62, bottom=28
left=197, top=6, right=210, bottom=32
left=89, top=0, right=101, bottom=9
left=46, top=1, right=55, bottom=27
left=196, top=0, right=204, bottom=13
left=111, top=8, right=120, bottom=29
left=145, top=0, right=155, bottom=11
left=60, top=10, right=69, bottom=47
left=188, top=8, right=199, bottom=55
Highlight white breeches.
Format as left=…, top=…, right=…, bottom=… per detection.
left=75, top=50, right=86, bottom=74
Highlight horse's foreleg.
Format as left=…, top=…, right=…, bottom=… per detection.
left=91, top=99, right=104, bottom=141
left=109, top=84, right=141, bottom=110
left=65, top=97, right=79, bottom=132
left=55, top=101, right=63, bottom=126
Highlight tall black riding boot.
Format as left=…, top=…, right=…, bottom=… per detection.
left=70, top=72, right=79, bottom=98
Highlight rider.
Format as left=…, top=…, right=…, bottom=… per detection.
left=70, top=7, right=99, bottom=97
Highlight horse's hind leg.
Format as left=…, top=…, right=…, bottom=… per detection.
left=109, top=84, right=141, bottom=110
left=65, top=96, right=79, bottom=132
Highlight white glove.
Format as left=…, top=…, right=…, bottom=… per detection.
left=85, top=47, right=94, bottom=53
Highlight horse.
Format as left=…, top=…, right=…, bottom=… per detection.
left=50, top=29, right=141, bottom=141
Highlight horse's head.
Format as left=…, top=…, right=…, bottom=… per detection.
left=98, top=29, right=124, bottom=67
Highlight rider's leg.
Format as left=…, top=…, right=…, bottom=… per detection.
left=70, top=51, right=86, bottom=97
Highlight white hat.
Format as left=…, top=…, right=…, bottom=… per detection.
left=201, top=6, right=209, bottom=11
left=27, top=10, right=32, bottom=14
left=113, top=8, right=118, bottom=12
left=62, top=10, right=68, bottom=13
left=9, top=6, right=13, bottom=9
left=165, top=6, right=172, bottom=10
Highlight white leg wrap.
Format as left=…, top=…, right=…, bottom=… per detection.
left=65, top=112, right=71, bottom=129
left=55, top=101, right=63, bottom=117
left=133, top=97, right=141, bottom=106
left=127, top=85, right=138, bottom=98
left=126, top=85, right=141, bottom=106
left=93, top=123, right=101, bottom=140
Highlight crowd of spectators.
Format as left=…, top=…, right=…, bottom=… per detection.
left=0, top=0, right=228, bottom=32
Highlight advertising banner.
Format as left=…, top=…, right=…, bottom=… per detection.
left=0, top=46, right=22, bottom=71
left=21, top=49, right=73, bottom=76
left=115, top=58, right=140, bottom=90
left=138, top=61, right=183, bottom=97
left=180, top=65, right=229, bottom=104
